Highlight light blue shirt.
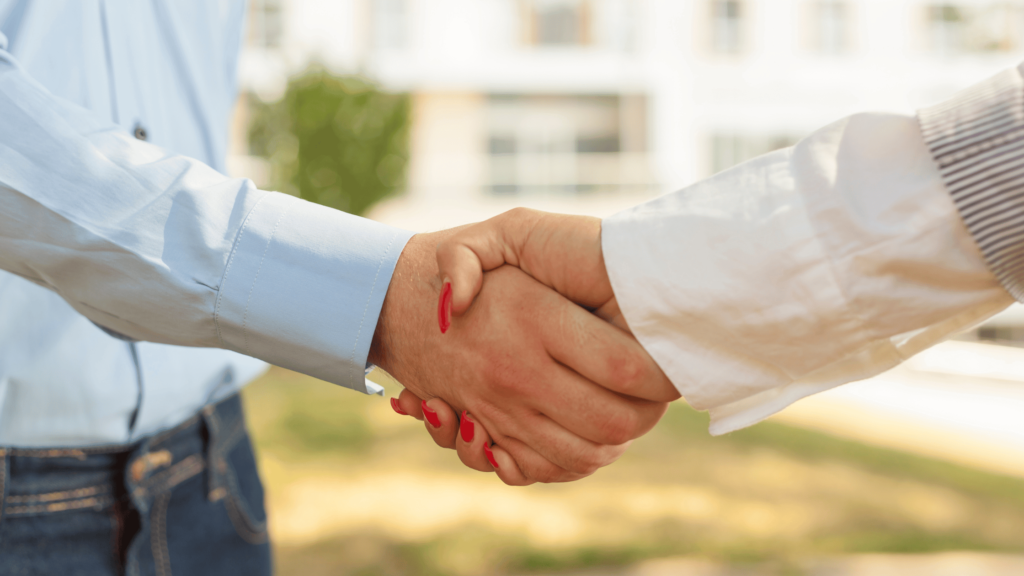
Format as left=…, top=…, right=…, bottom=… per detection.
left=0, top=0, right=411, bottom=447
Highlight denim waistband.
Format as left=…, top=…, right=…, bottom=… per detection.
left=0, top=393, right=248, bottom=524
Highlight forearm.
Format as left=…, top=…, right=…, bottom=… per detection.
left=0, top=47, right=413, bottom=392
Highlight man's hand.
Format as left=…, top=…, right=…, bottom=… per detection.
left=435, top=208, right=680, bottom=401
left=370, top=230, right=672, bottom=485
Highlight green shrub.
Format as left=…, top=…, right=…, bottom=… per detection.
left=248, top=68, right=410, bottom=216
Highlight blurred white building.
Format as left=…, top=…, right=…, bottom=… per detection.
left=236, top=0, right=1024, bottom=229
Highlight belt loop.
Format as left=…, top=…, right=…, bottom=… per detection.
left=201, top=405, right=229, bottom=503
left=0, top=448, right=8, bottom=541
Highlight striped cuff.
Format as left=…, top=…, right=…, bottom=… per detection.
left=918, top=64, right=1024, bottom=301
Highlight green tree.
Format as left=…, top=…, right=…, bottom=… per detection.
left=248, top=68, right=410, bottom=216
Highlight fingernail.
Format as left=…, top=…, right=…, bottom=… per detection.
left=422, top=400, right=441, bottom=428
left=460, top=411, right=475, bottom=443
left=390, top=398, right=407, bottom=416
left=438, top=281, right=452, bottom=334
left=484, top=443, right=499, bottom=469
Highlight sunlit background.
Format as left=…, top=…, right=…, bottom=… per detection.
left=226, top=1, right=1024, bottom=574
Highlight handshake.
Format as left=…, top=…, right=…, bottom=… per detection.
left=369, top=208, right=681, bottom=486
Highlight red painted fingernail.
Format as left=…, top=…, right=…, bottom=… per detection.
left=422, top=400, right=441, bottom=428
left=460, top=411, right=475, bottom=443
left=438, top=281, right=452, bottom=334
left=483, top=443, right=499, bottom=469
left=390, top=398, right=407, bottom=415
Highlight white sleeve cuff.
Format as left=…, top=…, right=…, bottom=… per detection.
left=214, top=192, right=413, bottom=394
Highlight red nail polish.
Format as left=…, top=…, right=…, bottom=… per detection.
left=460, top=411, right=475, bottom=443
left=390, top=398, right=407, bottom=416
left=438, top=281, right=452, bottom=334
left=484, top=443, right=499, bottom=469
left=422, top=400, right=441, bottom=428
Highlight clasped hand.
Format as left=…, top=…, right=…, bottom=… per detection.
left=369, top=209, right=680, bottom=486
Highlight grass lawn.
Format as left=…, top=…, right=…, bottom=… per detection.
left=241, top=367, right=1024, bottom=576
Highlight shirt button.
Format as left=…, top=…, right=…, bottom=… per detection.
left=133, top=123, right=148, bottom=141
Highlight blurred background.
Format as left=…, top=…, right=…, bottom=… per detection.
left=226, top=1, right=1024, bottom=574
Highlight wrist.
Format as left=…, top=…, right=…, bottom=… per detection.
left=368, top=229, right=451, bottom=375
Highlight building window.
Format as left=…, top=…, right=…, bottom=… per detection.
left=711, top=0, right=744, bottom=54
left=710, top=134, right=799, bottom=175
left=926, top=3, right=1024, bottom=55
left=810, top=0, right=848, bottom=55
left=524, top=0, right=591, bottom=47
left=487, top=95, right=650, bottom=195
left=374, top=0, right=408, bottom=51
left=250, top=0, right=284, bottom=49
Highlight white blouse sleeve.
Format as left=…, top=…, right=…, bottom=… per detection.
left=602, top=110, right=1013, bottom=435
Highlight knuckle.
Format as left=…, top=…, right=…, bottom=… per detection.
left=596, top=409, right=641, bottom=446
left=609, top=352, right=650, bottom=395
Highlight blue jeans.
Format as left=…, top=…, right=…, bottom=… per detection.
left=0, top=394, right=271, bottom=575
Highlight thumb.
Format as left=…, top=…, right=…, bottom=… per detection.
left=436, top=218, right=524, bottom=318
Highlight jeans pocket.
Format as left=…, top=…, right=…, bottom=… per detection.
left=220, top=434, right=268, bottom=545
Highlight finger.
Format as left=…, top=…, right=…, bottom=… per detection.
left=455, top=413, right=577, bottom=484
left=421, top=398, right=460, bottom=450
left=436, top=225, right=513, bottom=318
left=488, top=443, right=537, bottom=487
left=437, top=243, right=486, bottom=318
left=525, top=359, right=670, bottom=446
left=454, top=411, right=495, bottom=472
left=497, top=435, right=600, bottom=484
left=544, top=297, right=680, bottom=403
left=397, top=388, right=425, bottom=421
left=437, top=209, right=549, bottom=318
left=459, top=412, right=592, bottom=483
left=475, top=408, right=629, bottom=476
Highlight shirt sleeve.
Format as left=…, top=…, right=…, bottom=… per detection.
left=0, top=44, right=413, bottom=394
left=602, top=90, right=1017, bottom=435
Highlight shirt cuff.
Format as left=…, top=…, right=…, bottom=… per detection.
left=918, top=64, right=1024, bottom=301
left=213, top=192, right=414, bottom=394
